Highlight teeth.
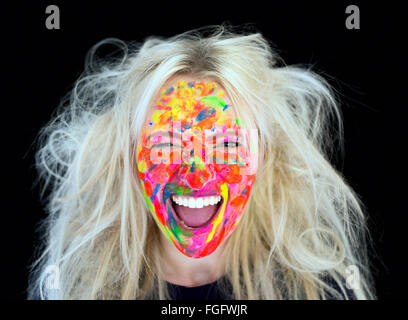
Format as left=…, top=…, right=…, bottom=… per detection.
left=188, top=198, right=196, bottom=208
left=172, top=195, right=222, bottom=208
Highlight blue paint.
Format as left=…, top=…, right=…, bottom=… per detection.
left=222, top=217, right=229, bottom=227
left=167, top=201, right=179, bottom=233
left=196, top=107, right=216, bottom=122
left=164, top=182, right=179, bottom=195
left=241, top=187, right=249, bottom=195
left=149, top=121, right=153, bottom=125
left=223, top=104, right=229, bottom=111
left=214, top=156, right=225, bottom=164
left=191, top=162, right=195, bottom=173
left=163, top=188, right=171, bottom=200
left=187, top=81, right=195, bottom=87
left=166, top=86, right=174, bottom=95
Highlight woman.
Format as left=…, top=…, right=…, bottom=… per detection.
left=28, top=25, right=375, bottom=299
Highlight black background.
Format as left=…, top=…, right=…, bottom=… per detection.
left=2, top=1, right=406, bottom=300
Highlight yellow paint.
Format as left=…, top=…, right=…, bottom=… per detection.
left=192, top=126, right=202, bottom=133
left=137, top=159, right=147, bottom=173
left=216, top=90, right=225, bottom=98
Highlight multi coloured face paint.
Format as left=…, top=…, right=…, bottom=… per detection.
left=136, top=80, right=257, bottom=258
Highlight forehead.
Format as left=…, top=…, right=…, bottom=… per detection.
left=143, top=77, right=238, bottom=130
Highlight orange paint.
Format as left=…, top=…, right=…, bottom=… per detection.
left=230, top=195, right=246, bottom=207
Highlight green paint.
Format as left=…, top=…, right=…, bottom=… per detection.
left=171, top=219, right=193, bottom=240
left=170, top=184, right=193, bottom=196
left=193, top=155, right=205, bottom=169
left=200, top=96, right=227, bottom=109
left=163, top=227, right=172, bottom=243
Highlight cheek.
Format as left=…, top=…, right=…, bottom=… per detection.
left=230, top=195, right=247, bottom=207
left=145, top=163, right=171, bottom=185
left=137, top=147, right=172, bottom=201
left=213, top=164, right=255, bottom=206
left=229, top=178, right=254, bottom=206
left=213, top=164, right=243, bottom=184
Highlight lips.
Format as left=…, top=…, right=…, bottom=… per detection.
left=167, top=195, right=224, bottom=229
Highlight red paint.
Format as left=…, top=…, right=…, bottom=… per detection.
left=138, top=170, right=145, bottom=180
left=154, top=200, right=165, bottom=226
left=185, top=165, right=212, bottom=189
left=144, top=180, right=152, bottom=197
left=187, top=174, right=203, bottom=189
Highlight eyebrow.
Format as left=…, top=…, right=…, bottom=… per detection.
left=145, top=131, right=182, bottom=141
left=205, top=129, right=244, bottom=139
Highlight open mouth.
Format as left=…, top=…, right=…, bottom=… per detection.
left=167, top=195, right=224, bottom=229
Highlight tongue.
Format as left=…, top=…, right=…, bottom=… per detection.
left=174, top=202, right=218, bottom=228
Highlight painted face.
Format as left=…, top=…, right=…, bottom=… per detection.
left=136, top=80, right=257, bottom=258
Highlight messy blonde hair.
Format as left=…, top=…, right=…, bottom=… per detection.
left=28, top=24, right=375, bottom=299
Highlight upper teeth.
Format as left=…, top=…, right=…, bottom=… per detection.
left=172, top=195, right=222, bottom=208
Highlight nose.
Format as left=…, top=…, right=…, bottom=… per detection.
left=177, top=128, right=215, bottom=189
left=179, top=155, right=214, bottom=189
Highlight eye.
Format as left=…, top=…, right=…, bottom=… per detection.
left=223, top=141, right=240, bottom=148
left=151, top=142, right=174, bottom=149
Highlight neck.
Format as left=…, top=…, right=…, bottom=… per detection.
left=159, top=232, right=227, bottom=287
